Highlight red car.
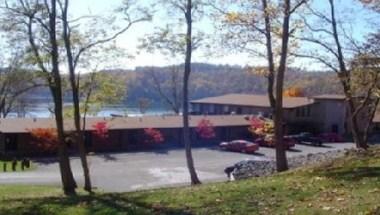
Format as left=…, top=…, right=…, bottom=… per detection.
left=254, top=136, right=296, bottom=149
left=219, top=140, right=259, bottom=154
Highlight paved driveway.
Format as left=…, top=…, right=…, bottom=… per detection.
left=0, top=143, right=354, bottom=192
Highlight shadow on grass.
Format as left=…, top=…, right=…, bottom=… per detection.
left=322, top=167, right=380, bottom=181
left=0, top=193, right=193, bottom=215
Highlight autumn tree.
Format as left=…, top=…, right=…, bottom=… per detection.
left=29, top=128, right=60, bottom=154
left=55, top=0, right=150, bottom=192
left=1, top=0, right=77, bottom=194
left=139, top=0, right=205, bottom=184
left=294, top=0, right=380, bottom=149
left=212, top=0, right=307, bottom=171
left=143, top=128, right=164, bottom=144
left=195, top=118, right=216, bottom=139
left=283, top=87, right=305, bottom=97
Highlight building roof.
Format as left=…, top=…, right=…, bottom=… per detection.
left=312, top=94, right=346, bottom=100
left=0, top=115, right=251, bottom=134
left=190, top=94, right=315, bottom=109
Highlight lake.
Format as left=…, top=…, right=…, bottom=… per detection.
left=8, top=103, right=173, bottom=118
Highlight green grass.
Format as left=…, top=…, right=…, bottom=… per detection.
left=1, top=147, right=380, bottom=215
left=0, top=160, right=35, bottom=172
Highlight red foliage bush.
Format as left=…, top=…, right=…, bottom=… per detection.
left=143, top=128, right=164, bottom=144
left=196, top=118, right=216, bottom=139
left=92, top=121, right=109, bottom=139
left=249, top=117, right=265, bottom=130
left=29, top=128, right=59, bottom=153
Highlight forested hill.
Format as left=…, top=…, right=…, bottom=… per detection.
left=27, top=63, right=343, bottom=106
left=109, top=63, right=342, bottom=106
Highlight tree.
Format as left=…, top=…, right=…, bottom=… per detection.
left=294, top=0, right=380, bottom=149
left=29, top=128, right=60, bottom=154
left=92, top=121, right=109, bottom=140
left=213, top=0, right=307, bottom=171
left=57, top=0, right=149, bottom=193
left=138, top=97, right=151, bottom=114
left=0, top=57, right=42, bottom=117
left=195, top=118, right=216, bottom=139
left=148, top=66, right=182, bottom=114
left=349, top=33, right=380, bottom=145
left=140, top=0, right=205, bottom=184
left=360, top=0, right=380, bottom=12
left=143, top=128, right=164, bottom=144
left=283, top=87, right=305, bottom=97
left=1, top=0, right=78, bottom=195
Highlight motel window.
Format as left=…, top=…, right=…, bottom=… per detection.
left=236, top=107, right=242, bottom=114
left=296, top=108, right=300, bottom=117
left=307, top=106, right=311, bottom=117
left=223, top=105, right=229, bottom=113
left=4, top=134, right=17, bottom=151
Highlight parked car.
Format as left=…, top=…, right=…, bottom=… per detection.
left=219, top=140, right=259, bottom=154
left=288, top=132, right=323, bottom=146
left=318, top=132, right=344, bottom=143
left=254, top=135, right=296, bottom=149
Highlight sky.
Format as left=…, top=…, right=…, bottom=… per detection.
left=68, top=0, right=379, bottom=71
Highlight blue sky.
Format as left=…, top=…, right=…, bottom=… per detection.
left=69, top=0, right=379, bottom=70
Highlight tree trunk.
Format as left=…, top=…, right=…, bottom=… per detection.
left=50, top=0, right=77, bottom=195
left=72, top=86, right=92, bottom=192
left=262, top=0, right=276, bottom=111
left=54, top=95, right=78, bottom=195
left=274, top=0, right=291, bottom=172
left=183, top=0, right=201, bottom=185
left=61, top=0, right=92, bottom=192
left=347, top=101, right=368, bottom=149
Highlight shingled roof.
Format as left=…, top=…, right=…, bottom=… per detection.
left=0, top=115, right=251, bottom=133
left=313, top=94, right=346, bottom=100
left=190, top=94, right=314, bottom=109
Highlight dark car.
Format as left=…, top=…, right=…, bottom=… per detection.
left=219, top=140, right=259, bottom=154
left=254, top=136, right=296, bottom=149
left=288, top=132, right=323, bottom=146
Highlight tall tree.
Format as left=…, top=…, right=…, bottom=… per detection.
left=183, top=0, right=201, bottom=184
left=294, top=0, right=380, bottom=149
left=58, top=0, right=149, bottom=192
left=212, top=0, right=306, bottom=171
left=2, top=0, right=77, bottom=195
left=139, top=0, right=205, bottom=184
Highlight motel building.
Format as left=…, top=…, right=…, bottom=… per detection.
left=0, top=93, right=376, bottom=156
left=191, top=94, right=349, bottom=135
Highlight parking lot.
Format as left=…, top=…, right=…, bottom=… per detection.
left=0, top=142, right=354, bottom=192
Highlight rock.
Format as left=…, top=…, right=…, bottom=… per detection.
left=230, top=150, right=345, bottom=180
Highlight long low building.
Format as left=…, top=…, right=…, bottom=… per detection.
left=0, top=115, right=252, bottom=156
left=191, top=94, right=349, bottom=135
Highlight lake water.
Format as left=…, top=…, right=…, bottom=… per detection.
left=8, top=103, right=173, bottom=118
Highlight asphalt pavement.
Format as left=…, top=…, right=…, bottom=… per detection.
left=0, top=142, right=355, bottom=192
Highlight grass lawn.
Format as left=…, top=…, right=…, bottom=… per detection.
left=1, top=147, right=380, bottom=215
left=0, top=160, right=34, bottom=173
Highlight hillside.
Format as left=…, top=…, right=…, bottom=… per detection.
left=23, top=63, right=343, bottom=108
left=1, top=147, right=379, bottom=215
left=114, top=63, right=343, bottom=107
